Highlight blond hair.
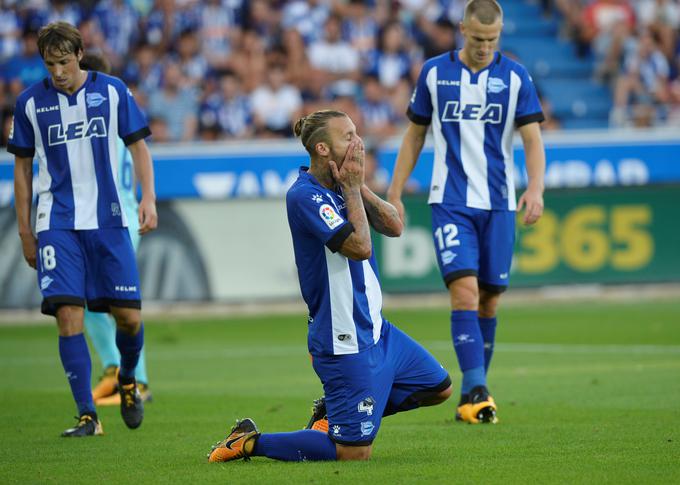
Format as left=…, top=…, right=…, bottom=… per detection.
left=293, top=110, right=347, bottom=156
left=463, top=0, right=503, bottom=24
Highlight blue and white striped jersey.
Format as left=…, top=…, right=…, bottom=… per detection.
left=286, top=167, right=384, bottom=357
left=408, top=50, right=544, bottom=211
left=8, top=71, right=150, bottom=232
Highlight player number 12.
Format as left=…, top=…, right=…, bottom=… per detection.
left=434, top=224, right=460, bottom=251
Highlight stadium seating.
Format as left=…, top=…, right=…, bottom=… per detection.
left=501, top=0, right=611, bottom=129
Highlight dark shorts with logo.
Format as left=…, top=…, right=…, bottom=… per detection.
left=311, top=321, right=450, bottom=446
left=37, top=228, right=141, bottom=316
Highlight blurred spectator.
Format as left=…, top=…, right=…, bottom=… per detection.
left=367, top=21, right=414, bottom=118
left=280, top=28, right=310, bottom=89
left=199, top=69, right=253, bottom=140
left=367, top=22, right=412, bottom=89
left=538, top=96, right=562, bottom=131
left=611, top=30, right=670, bottom=127
left=3, top=27, right=47, bottom=100
left=250, top=62, right=302, bottom=137
left=420, top=17, right=457, bottom=59
left=0, top=2, right=21, bottom=62
left=174, top=29, right=209, bottom=88
left=144, top=0, right=200, bottom=51
left=281, top=0, right=330, bottom=46
left=92, top=0, right=140, bottom=70
left=122, top=42, right=163, bottom=96
left=38, top=0, right=83, bottom=28
left=635, top=0, right=680, bottom=59
left=147, top=61, right=198, bottom=141
left=244, top=0, right=281, bottom=51
left=1, top=106, right=12, bottom=146
left=363, top=146, right=389, bottom=194
left=307, top=14, right=361, bottom=99
left=579, top=0, right=636, bottom=81
left=359, top=74, right=399, bottom=141
left=229, top=29, right=267, bottom=92
left=148, top=116, right=170, bottom=143
left=199, top=0, right=243, bottom=70
left=78, top=17, right=109, bottom=59
left=342, top=0, right=380, bottom=69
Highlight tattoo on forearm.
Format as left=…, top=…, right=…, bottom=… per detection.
left=363, top=190, right=400, bottom=235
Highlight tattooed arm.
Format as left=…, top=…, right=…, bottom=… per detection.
left=361, top=185, right=404, bottom=237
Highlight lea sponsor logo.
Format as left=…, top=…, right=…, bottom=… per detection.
left=48, top=117, right=107, bottom=146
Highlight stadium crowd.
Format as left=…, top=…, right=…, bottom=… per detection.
left=1, top=0, right=679, bottom=147
left=548, top=0, right=680, bottom=127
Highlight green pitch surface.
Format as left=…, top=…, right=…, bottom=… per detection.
left=1, top=301, right=679, bottom=484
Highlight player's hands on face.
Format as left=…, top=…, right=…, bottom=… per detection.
left=138, top=197, right=158, bottom=234
left=329, top=140, right=365, bottom=189
left=19, top=233, right=37, bottom=269
left=517, top=185, right=544, bottom=225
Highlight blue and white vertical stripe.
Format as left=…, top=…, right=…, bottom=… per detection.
left=409, top=51, right=543, bottom=211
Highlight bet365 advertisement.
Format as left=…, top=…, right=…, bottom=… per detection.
left=374, top=185, right=680, bottom=291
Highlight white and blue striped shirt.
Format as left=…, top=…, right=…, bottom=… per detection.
left=8, top=71, right=150, bottom=232
left=409, top=50, right=543, bottom=211
left=287, top=167, right=384, bottom=357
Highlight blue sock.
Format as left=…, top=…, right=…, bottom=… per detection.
left=59, top=334, right=95, bottom=416
left=479, top=316, right=497, bottom=374
left=84, top=310, right=120, bottom=369
left=451, top=310, right=486, bottom=394
left=461, top=366, right=486, bottom=394
left=253, top=430, right=337, bottom=461
left=116, top=323, right=144, bottom=380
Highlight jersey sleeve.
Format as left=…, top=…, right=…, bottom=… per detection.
left=115, top=80, right=151, bottom=146
left=406, top=62, right=433, bottom=126
left=289, top=189, right=354, bottom=253
left=6, top=97, right=35, bottom=158
left=515, top=67, right=545, bottom=128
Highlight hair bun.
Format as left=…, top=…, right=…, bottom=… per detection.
left=293, top=116, right=307, bottom=137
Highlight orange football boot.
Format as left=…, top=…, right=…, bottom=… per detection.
left=455, top=386, right=498, bottom=424
left=207, top=418, right=260, bottom=463
left=92, top=366, right=119, bottom=402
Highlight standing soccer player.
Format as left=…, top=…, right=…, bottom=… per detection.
left=387, top=0, right=546, bottom=424
left=8, top=22, right=157, bottom=436
left=207, top=110, right=452, bottom=463
left=77, top=52, right=152, bottom=406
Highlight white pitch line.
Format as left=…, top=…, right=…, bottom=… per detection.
left=424, top=341, right=680, bottom=355
left=3, top=342, right=680, bottom=367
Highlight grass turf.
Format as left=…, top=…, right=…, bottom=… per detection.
left=1, top=300, right=679, bottom=484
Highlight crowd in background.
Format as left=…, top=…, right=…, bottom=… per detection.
left=547, top=0, right=680, bottom=128
left=0, top=0, right=469, bottom=148
left=1, top=0, right=679, bottom=148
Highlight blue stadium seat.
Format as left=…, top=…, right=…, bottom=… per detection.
left=501, top=0, right=612, bottom=129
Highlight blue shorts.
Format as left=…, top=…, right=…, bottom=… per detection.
left=312, top=322, right=450, bottom=446
left=431, top=204, right=515, bottom=292
left=37, top=228, right=141, bottom=316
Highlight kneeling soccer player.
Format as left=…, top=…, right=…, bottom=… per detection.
left=207, top=110, right=452, bottom=462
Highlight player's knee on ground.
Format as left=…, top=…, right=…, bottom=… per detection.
left=336, top=444, right=372, bottom=461
left=448, top=276, right=479, bottom=311
left=478, top=288, right=502, bottom=318
left=56, top=305, right=85, bottom=336
left=110, top=307, right=142, bottom=335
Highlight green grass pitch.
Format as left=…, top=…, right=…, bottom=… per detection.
left=1, top=300, right=679, bottom=484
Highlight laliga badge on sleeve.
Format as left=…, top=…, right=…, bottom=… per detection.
left=319, top=204, right=344, bottom=229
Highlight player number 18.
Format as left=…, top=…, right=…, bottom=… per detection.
left=39, top=245, right=57, bottom=271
